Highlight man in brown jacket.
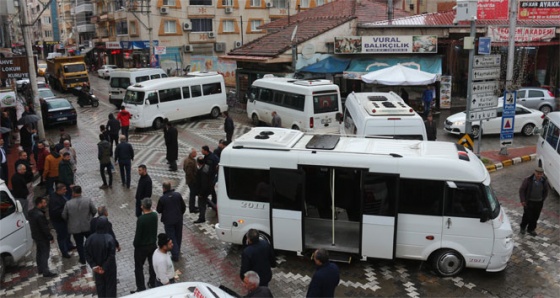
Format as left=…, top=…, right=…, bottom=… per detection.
left=183, top=148, right=199, bottom=213
left=43, top=144, right=62, bottom=196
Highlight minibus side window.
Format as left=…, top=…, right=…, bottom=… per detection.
left=247, top=87, right=257, bottom=102
left=191, top=85, right=202, bottom=98
left=284, top=93, right=305, bottom=111
left=224, top=167, right=270, bottom=202
left=544, top=121, right=559, bottom=152
left=272, top=91, right=284, bottom=105
left=150, top=74, right=160, bottom=80
left=158, top=88, right=182, bottom=103
left=259, top=88, right=272, bottom=103
left=136, top=75, right=150, bottom=83
left=399, top=179, right=444, bottom=216
left=444, top=183, right=486, bottom=218
left=0, top=191, right=16, bottom=219
left=182, top=86, right=191, bottom=99
left=146, top=92, right=158, bottom=104
left=362, top=174, right=398, bottom=216
left=203, top=82, right=222, bottom=95
left=270, top=168, right=304, bottom=211
left=162, top=73, right=168, bottom=78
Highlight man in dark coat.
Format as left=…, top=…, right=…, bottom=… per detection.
left=98, top=134, right=112, bottom=189
left=14, top=151, right=33, bottom=183
left=306, top=249, right=340, bottom=298
left=424, top=113, right=437, bottom=141
left=194, top=157, right=212, bottom=224
left=19, top=124, right=34, bottom=162
left=114, top=135, right=134, bottom=188
left=90, top=206, right=121, bottom=251
left=156, top=181, right=186, bottom=262
left=165, top=121, right=179, bottom=171
left=58, top=152, right=74, bottom=199
left=240, top=229, right=276, bottom=287
left=49, top=184, right=74, bottom=258
left=106, top=113, right=120, bottom=152
left=10, top=164, right=29, bottom=200
left=135, top=164, right=153, bottom=217
left=223, top=111, right=234, bottom=143
left=519, top=167, right=549, bottom=236
left=85, top=216, right=117, bottom=298
left=29, top=197, right=57, bottom=277
left=201, top=145, right=219, bottom=207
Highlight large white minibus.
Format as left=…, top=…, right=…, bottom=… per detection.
left=215, top=127, right=514, bottom=277
left=246, top=76, right=342, bottom=133
left=123, top=72, right=227, bottom=129
left=109, top=68, right=167, bottom=108
left=536, top=111, right=560, bottom=193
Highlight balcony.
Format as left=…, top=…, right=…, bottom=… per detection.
left=74, top=4, right=94, bottom=14
left=77, top=24, right=96, bottom=33
left=269, top=7, right=289, bottom=16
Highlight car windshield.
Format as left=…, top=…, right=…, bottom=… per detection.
left=124, top=90, right=145, bottom=105
left=47, top=99, right=72, bottom=109
left=38, top=89, right=54, bottom=98
left=484, top=185, right=500, bottom=219
left=110, top=77, right=131, bottom=89
left=64, top=64, right=86, bottom=72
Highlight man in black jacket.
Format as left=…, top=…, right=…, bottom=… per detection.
left=29, top=196, right=57, bottom=277
left=165, top=122, right=179, bottom=171
left=135, top=164, right=152, bottom=217
left=306, top=249, right=340, bottom=298
left=85, top=216, right=117, bottom=298
left=156, top=182, right=186, bottom=262
left=240, top=229, right=275, bottom=287
left=49, top=184, right=74, bottom=258
left=98, top=134, right=112, bottom=189
left=115, top=135, right=134, bottom=188
left=106, top=113, right=120, bottom=152
left=223, top=111, right=234, bottom=143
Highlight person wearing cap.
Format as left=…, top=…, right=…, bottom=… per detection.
left=519, top=167, right=549, bottom=236
left=152, top=233, right=175, bottom=286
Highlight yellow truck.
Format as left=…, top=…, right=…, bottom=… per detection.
left=45, top=55, right=89, bottom=92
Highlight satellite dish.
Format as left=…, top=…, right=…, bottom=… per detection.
left=301, top=44, right=315, bottom=59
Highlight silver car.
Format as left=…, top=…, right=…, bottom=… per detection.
left=499, top=88, right=556, bottom=114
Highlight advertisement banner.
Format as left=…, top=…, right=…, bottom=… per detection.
left=477, top=0, right=509, bottom=20
left=190, top=56, right=237, bottom=87
left=106, top=42, right=121, bottom=49
left=154, top=46, right=166, bottom=55
left=519, top=0, right=560, bottom=20
left=487, top=26, right=556, bottom=42
left=440, top=76, right=452, bottom=110
left=335, top=36, right=437, bottom=54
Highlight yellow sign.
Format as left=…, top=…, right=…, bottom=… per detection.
left=457, top=134, right=474, bottom=150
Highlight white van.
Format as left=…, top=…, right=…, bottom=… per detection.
left=123, top=72, right=228, bottom=129
left=536, top=111, right=560, bottom=193
left=246, top=76, right=342, bottom=133
left=342, top=91, right=427, bottom=140
left=109, top=68, right=168, bottom=108
left=0, top=179, right=33, bottom=281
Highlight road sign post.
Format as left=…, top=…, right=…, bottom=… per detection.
left=499, top=90, right=517, bottom=150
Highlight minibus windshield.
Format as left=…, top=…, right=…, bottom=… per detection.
left=485, top=185, right=501, bottom=219
left=124, top=90, right=145, bottom=105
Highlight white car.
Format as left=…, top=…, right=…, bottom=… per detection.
left=97, top=65, right=117, bottom=79
left=37, top=88, right=56, bottom=100
left=498, top=88, right=556, bottom=114
left=16, top=78, right=48, bottom=91
left=123, top=282, right=236, bottom=298
left=444, top=103, right=544, bottom=138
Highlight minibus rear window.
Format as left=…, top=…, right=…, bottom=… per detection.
left=313, top=94, right=339, bottom=114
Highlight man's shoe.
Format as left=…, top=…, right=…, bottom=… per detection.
left=194, top=219, right=205, bottom=224
left=43, top=272, right=58, bottom=278
left=99, top=185, right=108, bottom=189
left=520, top=228, right=526, bottom=234
left=130, top=289, right=145, bottom=294
left=62, top=254, right=72, bottom=259
left=528, top=230, right=538, bottom=236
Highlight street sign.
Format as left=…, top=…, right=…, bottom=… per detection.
left=471, top=92, right=499, bottom=109
left=500, top=90, right=517, bottom=146
left=469, top=108, right=497, bottom=121
left=457, top=134, right=474, bottom=150
left=472, top=81, right=499, bottom=94
left=478, top=37, right=492, bottom=55
left=473, top=54, right=501, bottom=68
left=472, top=67, right=501, bottom=80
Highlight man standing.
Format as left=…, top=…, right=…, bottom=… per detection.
left=153, top=233, right=176, bottom=286
left=59, top=140, right=77, bottom=169
left=271, top=111, right=282, bottom=128
left=213, top=140, right=227, bottom=159
left=240, top=229, right=276, bottom=287
left=519, top=167, right=549, bottom=236
left=243, top=271, right=274, bottom=298
left=135, top=164, right=153, bottom=217
left=43, top=144, right=62, bottom=196
left=165, top=121, right=178, bottom=172
left=29, top=196, right=57, bottom=277
left=117, top=106, right=132, bottom=141
left=36, top=141, right=49, bottom=186
left=90, top=206, right=121, bottom=252
left=306, top=249, right=340, bottom=298
left=156, top=182, right=186, bottom=262
left=106, top=114, right=120, bottom=152
left=10, top=164, right=30, bottom=202
left=183, top=149, right=199, bottom=214
left=49, top=184, right=73, bottom=258
left=85, top=217, right=117, bottom=298
left=62, top=185, right=97, bottom=264
left=201, top=145, right=219, bottom=207
left=195, top=157, right=212, bottom=224
left=115, top=135, right=134, bottom=188
left=132, top=198, right=158, bottom=293
left=98, top=134, right=112, bottom=189
left=58, top=152, right=75, bottom=199
left=19, top=124, right=34, bottom=161
left=223, top=111, right=234, bottom=143
left=424, top=113, right=437, bottom=141
left=422, top=85, right=433, bottom=118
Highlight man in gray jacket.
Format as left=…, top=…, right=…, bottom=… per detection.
left=62, top=185, right=97, bottom=264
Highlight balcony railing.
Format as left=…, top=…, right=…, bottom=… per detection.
left=74, top=4, right=94, bottom=14
left=77, top=24, right=96, bottom=33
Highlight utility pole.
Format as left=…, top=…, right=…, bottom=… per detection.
left=19, top=0, right=45, bottom=139
left=147, top=0, right=153, bottom=67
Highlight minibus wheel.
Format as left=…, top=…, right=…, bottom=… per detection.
left=153, top=118, right=164, bottom=129
left=252, top=114, right=260, bottom=126
left=210, top=107, right=220, bottom=118
left=0, top=256, right=5, bottom=282
left=430, top=249, right=464, bottom=277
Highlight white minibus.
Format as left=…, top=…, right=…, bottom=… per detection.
left=246, top=77, right=342, bottom=133
left=215, top=127, right=514, bottom=277
left=536, top=111, right=560, bottom=193
left=109, top=68, right=167, bottom=108
left=123, top=72, right=227, bottom=129
left=342, top=91, right=427, bottom=140
left=0, top=179, right=33, bottom=281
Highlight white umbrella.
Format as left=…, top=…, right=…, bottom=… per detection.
left=361, top=64, right=437, bottom=85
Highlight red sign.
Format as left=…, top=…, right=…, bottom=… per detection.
left=487, top=26, right=556, bottom=42
left=477, top=0, right=509, bottom=20
left=519, top=1, right=560, bottom=20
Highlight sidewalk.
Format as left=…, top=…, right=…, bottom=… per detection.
left=480, top=145, right=537, bottom=172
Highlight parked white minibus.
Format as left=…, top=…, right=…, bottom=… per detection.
left=536, top=111, right=560, bottom=193
left=246, top=76, right=342, bottom=133
left=342, top=91, right=427, bottom=140
left=109, top=68, right=167, bottom=108
left=123, top=72, right=227, bottom=129
left=215, top=127, right=514, bottom=277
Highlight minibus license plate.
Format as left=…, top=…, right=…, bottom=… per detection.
left=321, top=118, right=332, bottom=124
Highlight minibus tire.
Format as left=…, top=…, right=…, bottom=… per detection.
left=430, top=249, right=464, bottom=277
left=252, top=114, right=260, bottom=126
left=242, top=231, right=271, bottom=246
left=153, top=118, right=164, bottom=130
left=210, top=107, right=220, bottom=118
left=291, top=125, right=300, bottom=131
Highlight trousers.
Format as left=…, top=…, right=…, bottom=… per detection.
left=36, top=240, right=50, bottom=274
left=521, top=200, right=544, bottom=232
left=134, top=244, right=157, bottom=290
left=164, top=223, right=182, bottom=259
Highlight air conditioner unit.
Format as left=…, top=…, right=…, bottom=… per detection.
left=225, top=7, right=233, bottom=14
left=215, top=42, right=226, bottom=52
left=208, top=32, right=216, bottom=38
left=183, top=21, right=192, bottom=31
left=234, top=40, right=243, bottom=48
left=183, top=45, right=193, bottom=53
left=159, top=7, right=168, bottom=14
left=266, top=1, right=273, bottom=8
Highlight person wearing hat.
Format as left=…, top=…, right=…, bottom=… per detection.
left=519, top=167, right=549, bottom=236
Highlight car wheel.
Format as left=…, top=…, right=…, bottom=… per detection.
left=153, top=117, right=164, bottom=130
left=539, top=105, right=552, bottom=114
left=0, top=256, right=5, bottom=282
left=92, top=100, right=99, bottom=107
left=471, top=125, right=481, bottom=138
left=210, top=107, right=220, bottom=119
left=522, top=123, right=535, bottom=136
left=251, top=114, right=260, bottom=126
left=291, top=125, right=300, bottom=131
left=430, top=249, right=465, bottom=277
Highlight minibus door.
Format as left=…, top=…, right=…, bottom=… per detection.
left=360, top=173, right=399, bottom=259
left=269, top=168, right=304, bottom=253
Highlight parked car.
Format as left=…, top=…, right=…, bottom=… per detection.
left=16, top=78, right=48, bottom=91
left=97, top=65, right=117, bottom=79
left=444, top=103, right=544, bottom=138
left=37, top=63, right=47, bottom=76
left=37, top=88, right=56, bottom=100
left=40, top=98, right=77, bottom=126
left=499, top=88, right=556, bottom=114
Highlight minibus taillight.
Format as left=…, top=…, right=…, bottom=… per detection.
left=310, top=117, right=314, bottom=128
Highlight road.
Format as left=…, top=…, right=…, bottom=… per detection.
left=0, top=74, right=558, bottom=297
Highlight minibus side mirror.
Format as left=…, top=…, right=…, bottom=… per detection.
left=480, top=208, right=490, bottom=222
left=15, top=199, right=23, bottom=212
left=145, top=99, right=150, bottom=106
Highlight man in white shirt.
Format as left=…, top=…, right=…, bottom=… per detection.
left=152, top=233, right=175, bottom=287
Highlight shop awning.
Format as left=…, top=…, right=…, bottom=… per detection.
left=343, top=56, right=442, bottom=80
left=299, top=57, right=351, bottom=74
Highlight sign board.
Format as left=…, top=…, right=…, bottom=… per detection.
left=474, top=55, right=501, bottom=68
left=471, top=92, right=499, bottom=109
left=519, top=1, right=560, bottom=20
left=154, top=46, right=166, bottom=55
left=457, top=134, right=474, bottom=150
left=0, top=56, right=31, bottom=79
left=487, top=26, right=556, bottom=42
left=500, top=90, right=517, bottom=146
left=334, top=35, right=437, bottom=54
left=477, top=0, right=509, bottom=20
left=472, top=81, right=499, bottom=94
left=472, top=67, right=500, bottom=80
left=469, top=108, right=497, bottom=121
left=478, top=37, right=492, bottom=55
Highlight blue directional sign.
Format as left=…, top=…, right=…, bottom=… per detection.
left=478, top=37, right=492, bottom=55
left=500, top=90, right=517, bottom=146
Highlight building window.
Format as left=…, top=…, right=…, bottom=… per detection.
left=273, top=0, right=288, bottom=8
left=250, top=19, right=262, bottom=32
left=222, top=0, right=233, bottom=5
left=223, top=20, right=234, bottom=33
left=164, top=20, right=177, bottom=33
left=116, top=20, right=128, bottom=35
left=44, top=30, right=52, bottom=38
left=190, top=0, right=212, bottom=5
left=163, top=0, right=176, bottom=5
left=192, top=19, right=213, bottom=32
left=42, top=16, right=51, bottom=24
left=300, top=0, right=310, bottom=8
left=129, top=21, right=137, bottom=35
left=316, top=0, right=325, bottom=5
left=251, top=0, right=261, bottom=7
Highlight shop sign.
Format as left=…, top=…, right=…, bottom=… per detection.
left=477, top=0, right=509, bottom=20
left=106, top=42, right=121, bottom=49
left=154, top=46, right=166, bottom=55
left=0, top=56, right=30, bottom=79
left=487, top=26, right=556, bottom=42
left=519, top=1, right=560, bottom=20
left=334, top=35, right=437, bottom=54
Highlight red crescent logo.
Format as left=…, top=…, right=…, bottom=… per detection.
left=16, top=220, right=23, bottom=228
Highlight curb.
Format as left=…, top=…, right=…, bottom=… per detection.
left=485, top=153, right=537, bottom=172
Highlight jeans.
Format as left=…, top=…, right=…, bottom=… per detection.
left=164, top=223, right=182, bottom=259
left=134, top=244, right=157, bottom=290
left=188, top=183, right=198, bottom=212
left=36, top=240, right=50, bottom=274
left=100, top=163, right=112, bottom=186
left=51, top=220, right=72, bottom=256
left=119, top=160, right=131, bottom=187
left=73, top=231, right=90, bottom=263
left=423, top=100, right=432, bottom=118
